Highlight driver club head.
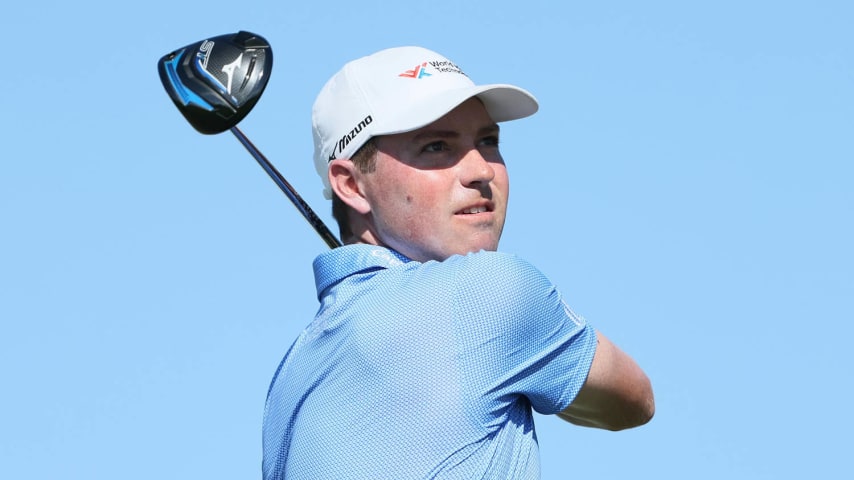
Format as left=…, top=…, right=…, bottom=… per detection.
left=157, top=31, right=273, bottom=134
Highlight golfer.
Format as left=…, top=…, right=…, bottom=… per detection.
left=262, top=46, right=654, bottom=479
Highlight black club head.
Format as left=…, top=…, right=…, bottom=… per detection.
left=157, top=31, right=273, bottom=134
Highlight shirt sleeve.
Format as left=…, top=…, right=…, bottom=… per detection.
left=450, top=252, right=598, bottom=415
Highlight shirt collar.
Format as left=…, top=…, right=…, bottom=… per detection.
left=313, top=245, right=413, bottom=298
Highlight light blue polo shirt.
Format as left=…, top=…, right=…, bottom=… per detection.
left=262, top=245, right=597, bottom=479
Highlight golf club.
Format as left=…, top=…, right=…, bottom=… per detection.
left=157, top=31, right=341, bottom=249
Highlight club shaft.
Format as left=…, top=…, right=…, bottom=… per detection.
left=230, top=126, right=342, bottom=249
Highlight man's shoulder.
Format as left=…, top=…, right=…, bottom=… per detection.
left=439, top=251, right=553, bottom=297
left=442, top=251, right=578, bottom=345
left=444, top=250, right=542, bottom=278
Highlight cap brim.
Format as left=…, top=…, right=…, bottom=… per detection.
left=476, top=84, right=540, bottom=122
left=374, top=84, right=538, bottom=136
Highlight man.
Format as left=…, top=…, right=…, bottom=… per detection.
left=262, top=46, right=654, bottom=479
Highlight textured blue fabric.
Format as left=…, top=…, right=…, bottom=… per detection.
left=262, top=245, right=597, bottom=479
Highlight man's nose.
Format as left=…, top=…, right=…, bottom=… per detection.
left=459, top=148, right=496, bottom=187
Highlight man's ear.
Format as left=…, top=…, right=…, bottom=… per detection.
left=328, top=159, right=371, bottom=214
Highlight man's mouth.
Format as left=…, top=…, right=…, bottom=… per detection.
left=460, top=206, right=489, bottom=214
left=456, top=201, right=494, bottom=215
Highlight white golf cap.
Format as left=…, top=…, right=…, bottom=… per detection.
left=312, top=46, right=539, bottom=199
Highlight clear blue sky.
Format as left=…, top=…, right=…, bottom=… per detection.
left=2, top=1, right=852, bottom=478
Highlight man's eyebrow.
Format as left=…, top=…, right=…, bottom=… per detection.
left=479, top=123, right=501, bottom=136
left=411, top=123, right=501, bottom=142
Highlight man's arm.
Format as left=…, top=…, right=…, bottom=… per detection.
left=557, top=330, right=654, bottom=431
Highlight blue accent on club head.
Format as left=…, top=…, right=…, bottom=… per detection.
left=164, top=50, right=214, bottom=111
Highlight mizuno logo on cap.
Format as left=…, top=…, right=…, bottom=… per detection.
left=328, top=115, right=373, bottom=161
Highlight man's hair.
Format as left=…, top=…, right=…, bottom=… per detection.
left=331, top=138, right=378, bottom=240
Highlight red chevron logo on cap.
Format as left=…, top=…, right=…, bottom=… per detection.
left=399, top=63, right=432, bottom=79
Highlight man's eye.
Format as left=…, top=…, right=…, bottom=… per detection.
left=422, top=141, right=447, bottom=153
left=480, top=135, right=500, bottom=147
